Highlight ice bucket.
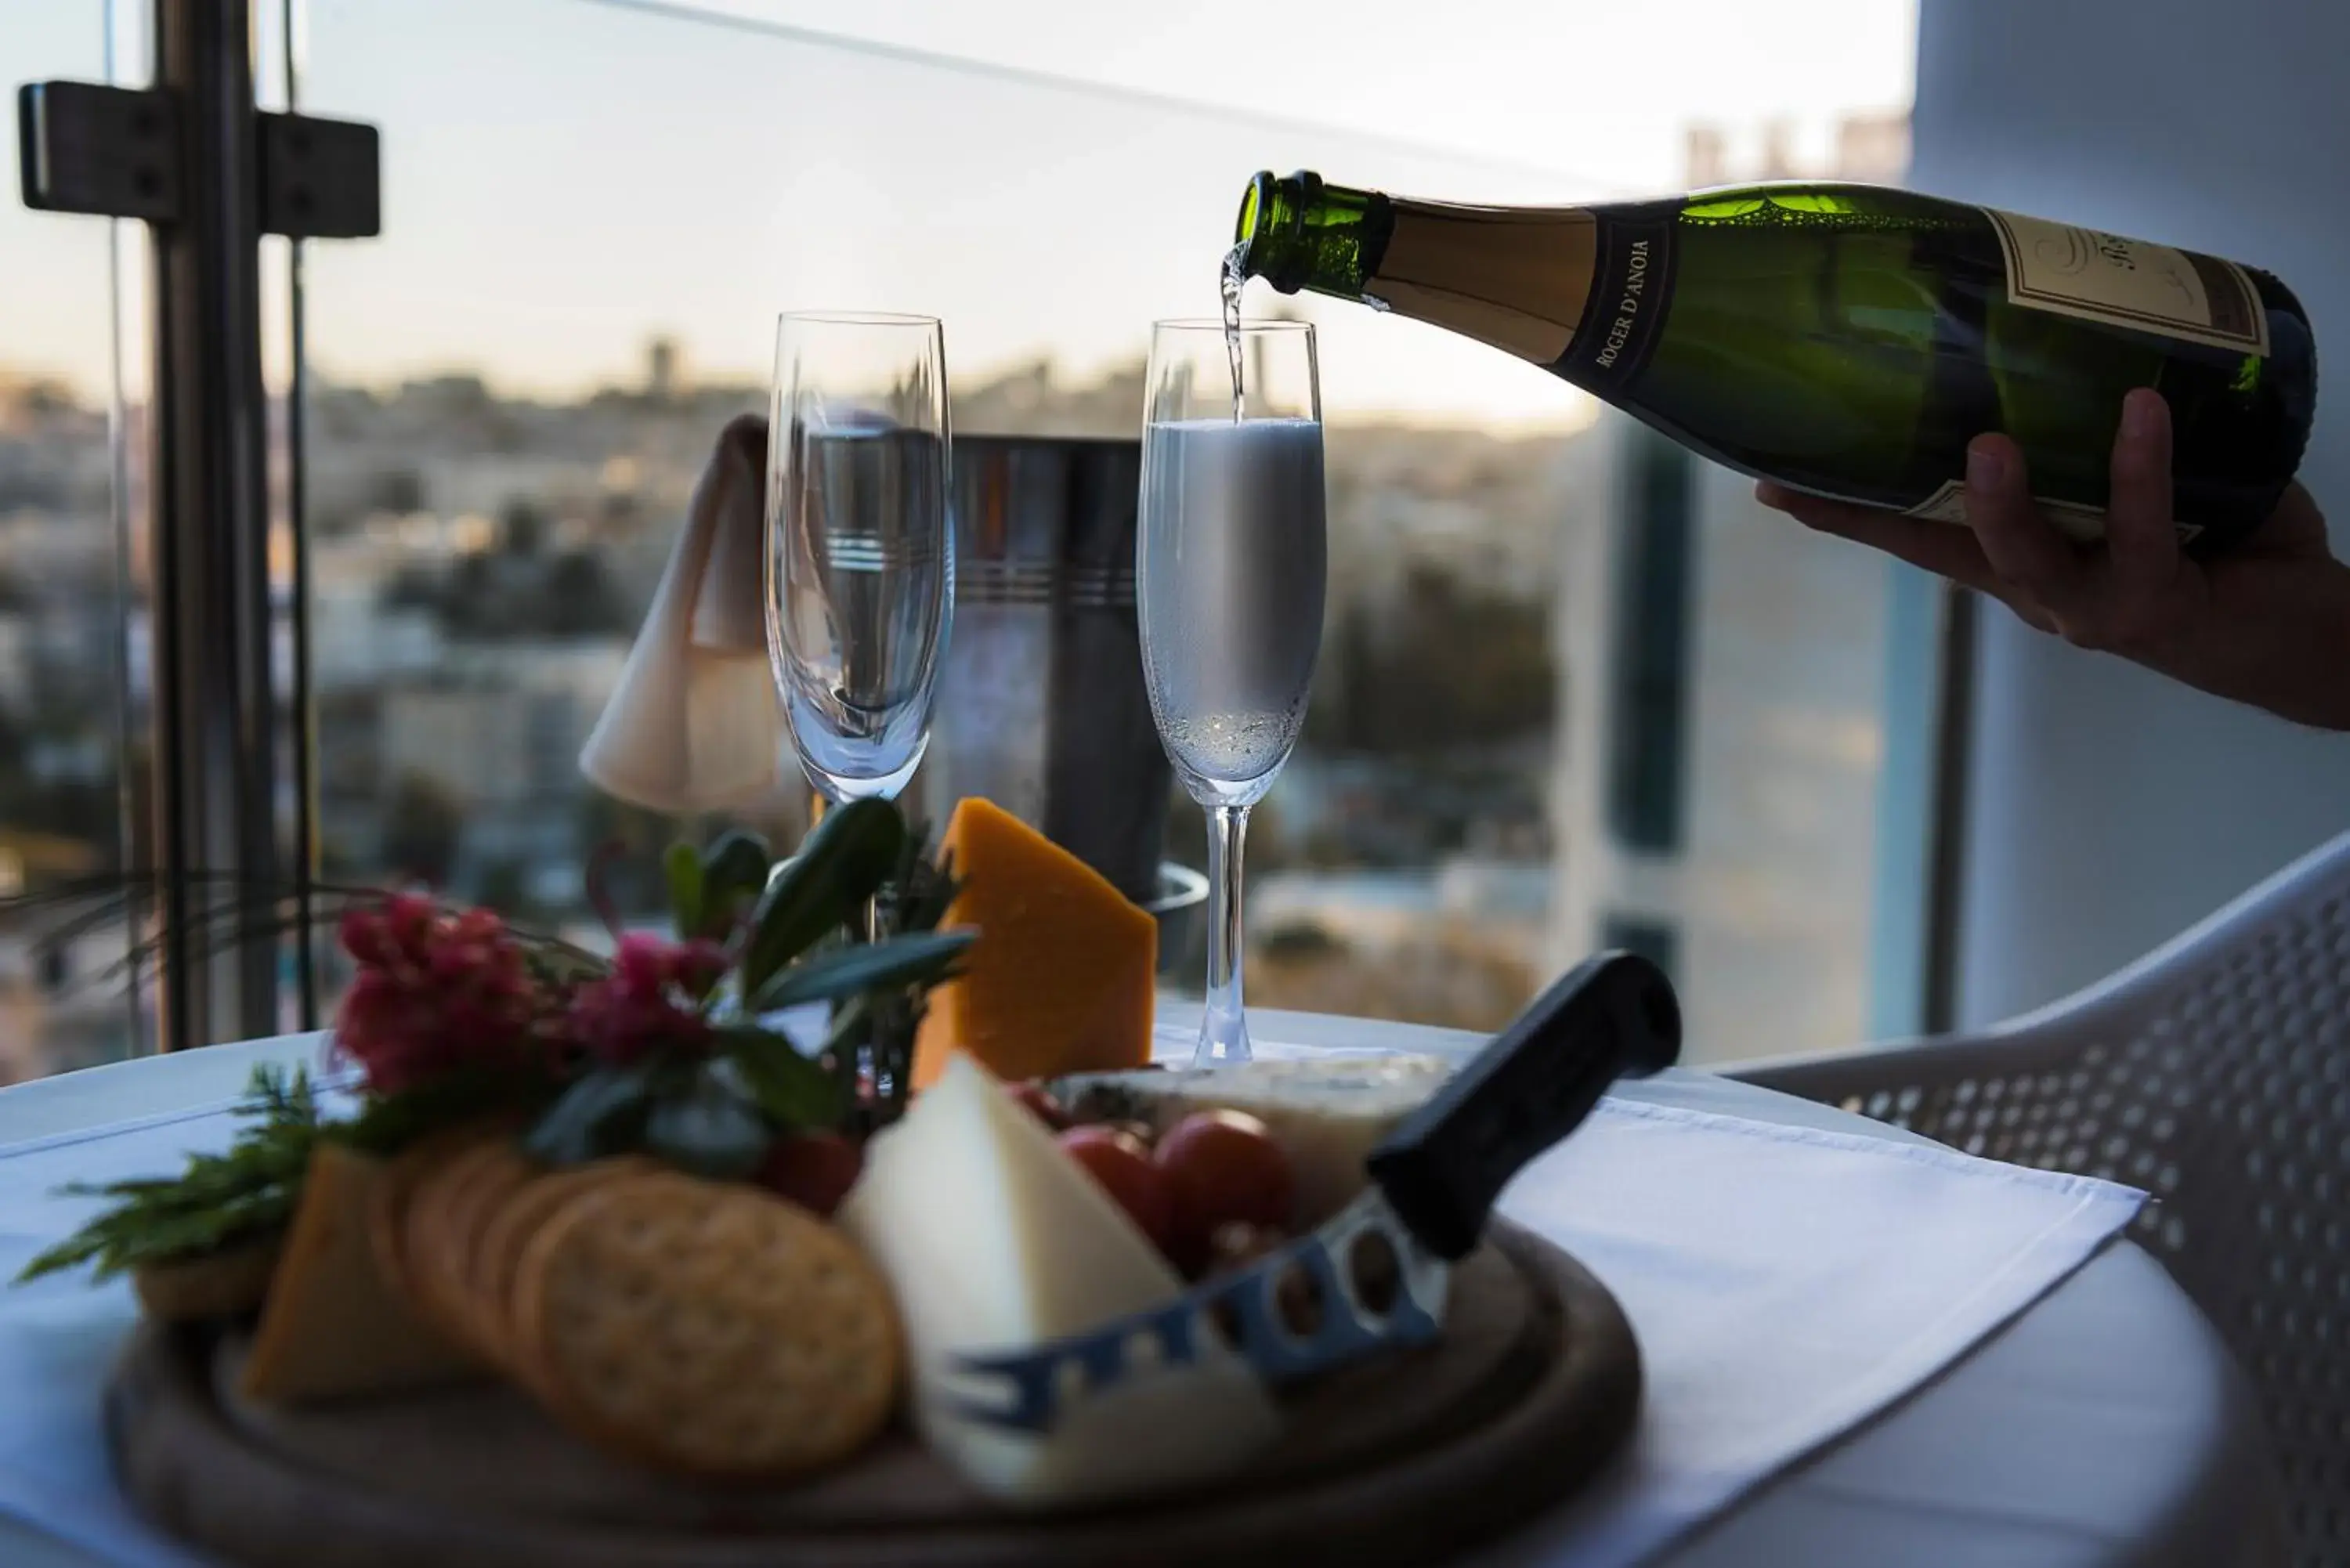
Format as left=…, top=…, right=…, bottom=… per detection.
left=914, top=434, right=1176, bottom=911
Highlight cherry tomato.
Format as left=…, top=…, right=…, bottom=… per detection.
left=1058, top=1125, right=1177, bottom=1255
left=1153, top=1110, right=1295, bottom=1274
left=1007, top=1081, right=1070, bottom=1131
left=754, top=1129, right=865, bottom=1219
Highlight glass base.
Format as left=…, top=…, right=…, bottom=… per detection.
left=1193, top=943, right=1253, bottom=1068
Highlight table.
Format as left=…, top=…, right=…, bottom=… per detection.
left=0, top=1008, right=2287, bottom=1568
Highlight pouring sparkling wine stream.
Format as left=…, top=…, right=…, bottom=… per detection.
left=1221, top=244, right=1249, bottom=419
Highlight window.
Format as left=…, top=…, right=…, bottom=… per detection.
left=1, top=0, right=1926, bottom=1069
left=1600, top=914, right=1680, bottom=986
left=0, top=1, right=147, bottom=1080
left=1606, top=428, right=1696, bottom=854
left=287, top=0, right=1921, bottom=1056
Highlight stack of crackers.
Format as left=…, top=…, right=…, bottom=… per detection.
left=245, top=1125, right=905, bottom=1482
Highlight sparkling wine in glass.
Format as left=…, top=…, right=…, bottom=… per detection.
left=1138, top=318, right=1326, bottom=1067
left=766, top=311, right=953, bottom=807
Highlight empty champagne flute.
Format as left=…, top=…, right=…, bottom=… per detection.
left=1138, top=319, right=1326, bottom=1067
left=765, top=311, right=953, bottom=809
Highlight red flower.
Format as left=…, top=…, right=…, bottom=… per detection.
left=382, top=893, right=438, bottom=965
left=566, top=934, right=721, bottom=1068
left=337, top=906, right=397, bottom=970
left=332, top=894, right=741, bottom=1097
left=331, top=894, right=557, bottom=1096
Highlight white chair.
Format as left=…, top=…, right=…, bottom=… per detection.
left=1730, top=832, right=2350, bottom=1568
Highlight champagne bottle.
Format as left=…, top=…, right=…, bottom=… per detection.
left=1231, top=172, right=2316, bottom=551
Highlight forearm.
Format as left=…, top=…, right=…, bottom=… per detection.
left=2152, top=558, right=2350, bottom=731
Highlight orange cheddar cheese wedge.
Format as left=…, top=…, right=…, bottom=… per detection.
left=909, top=798, right=1158, bottom=1091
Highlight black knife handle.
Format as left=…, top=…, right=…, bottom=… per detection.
left=1365, top=952, right=1680, bottom=1260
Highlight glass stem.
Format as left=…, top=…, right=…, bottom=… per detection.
left=1197, top=804, right=1253, bottom=1067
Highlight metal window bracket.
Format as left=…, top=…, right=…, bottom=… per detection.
left=15, top=2, right=383, bottom=1053
left=16, top=82, right=179, bottom=222
left=18, top=79, right=379, bottom=238
left=258, top=110, right=381, bottom=239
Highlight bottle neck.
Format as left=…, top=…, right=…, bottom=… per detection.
left=1235, top=172, right=1394, bottom=301
left=1236, top=171, right=1602, bottom=370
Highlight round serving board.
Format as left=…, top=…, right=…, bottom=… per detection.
left=104, top=1220, right=1638, bottom=1568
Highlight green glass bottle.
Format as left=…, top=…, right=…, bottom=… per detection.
left=1232, top=172, right=2316, bottom=552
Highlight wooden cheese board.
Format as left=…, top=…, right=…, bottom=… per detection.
left=104, top=1219, right=1639, bottom=1568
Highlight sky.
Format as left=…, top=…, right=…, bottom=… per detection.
left=2, top=0, right=1918, bottom=426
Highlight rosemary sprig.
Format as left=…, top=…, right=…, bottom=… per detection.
left=14, top=1064, right=331, bottom=1286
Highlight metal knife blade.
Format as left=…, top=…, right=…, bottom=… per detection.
left=943, top=1186, right=1447, bottom=1433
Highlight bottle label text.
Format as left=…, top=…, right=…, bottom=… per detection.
left=1557, top=200, right=1683, bottom=393
left=1986, top=208, right=2269, bottom=356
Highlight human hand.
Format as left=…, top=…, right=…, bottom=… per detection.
left=1755, top=388, right=2350, bottom=731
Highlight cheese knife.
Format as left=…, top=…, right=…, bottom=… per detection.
left=944, top=951, right=1680, bottom=1433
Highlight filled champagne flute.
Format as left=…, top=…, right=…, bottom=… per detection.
left=1137, top=319, right=1326, bottom=1067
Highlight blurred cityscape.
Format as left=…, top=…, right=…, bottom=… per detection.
left=0, top=345, right=1571, bottom=1076
left=0, top=108, right=1907, bottom=1082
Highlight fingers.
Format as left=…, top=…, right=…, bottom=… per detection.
left=1757, top=482, right=2009, bottom=596
left=2104, top=388, right=2180, bottom=600
left=2252, top=480, right=2336, bottom=558
left=2276, top=481, right=2325, bottom=529
left=1963, top=435, right=2088, bottom=610
left=1762, top=392, right=2226, bottom=667
left=1759, top=480, right=2063, bottom=633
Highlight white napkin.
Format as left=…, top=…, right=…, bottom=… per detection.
left=0, top=1048, right=2143, bottom=1568
left=577, top=412, right=784, bottom=814
left=1479, top=1094, right=2143, bottom=1564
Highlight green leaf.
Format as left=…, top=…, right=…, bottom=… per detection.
left=15, top=1231, right=111, bottom=1285
left=696, top=829, right=774, bottom=941
left=523, top=1064, right=657, bottom=1167
left=642, top=1068, right=772, bottom=1180
left=747, top=929, right=973, bottom=1013
left=739, top=800, right=906, bottom=994
left=13, top=1063, right=328, bottom=1288
left=663, top=841, right=705, bottom=940
left=717, top=1026, right=844, bottom=1130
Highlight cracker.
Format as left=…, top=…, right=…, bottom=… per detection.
left=428, top=1142, right=535, bottom=1360
left=403, top=1140, right=511, bottom=1346
left=511, top=1176, right=902, bottom=1479
left=367, top=1126, right=494, bottom=1317
left=468, top=1159, right=648, bottom=1379
left=502, top=1169, right=702, bottom=1407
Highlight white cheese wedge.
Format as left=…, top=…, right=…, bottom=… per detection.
left=1050, top=1053, right=1457, bottom=1227
left=838, top=1053, right=1279, bottom=1506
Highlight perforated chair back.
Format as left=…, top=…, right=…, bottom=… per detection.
left=1734, top=831, right=2350, bottom=1567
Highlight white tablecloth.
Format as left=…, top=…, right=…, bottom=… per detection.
left=0, top=1022, right=2149, bottom=1566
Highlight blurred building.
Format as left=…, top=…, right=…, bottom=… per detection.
left=1547, top=110, right=1911, bottom=1066
left=646, top=337, right=682, bottom=403
left=1684, top=109, right=1911, bottom=189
